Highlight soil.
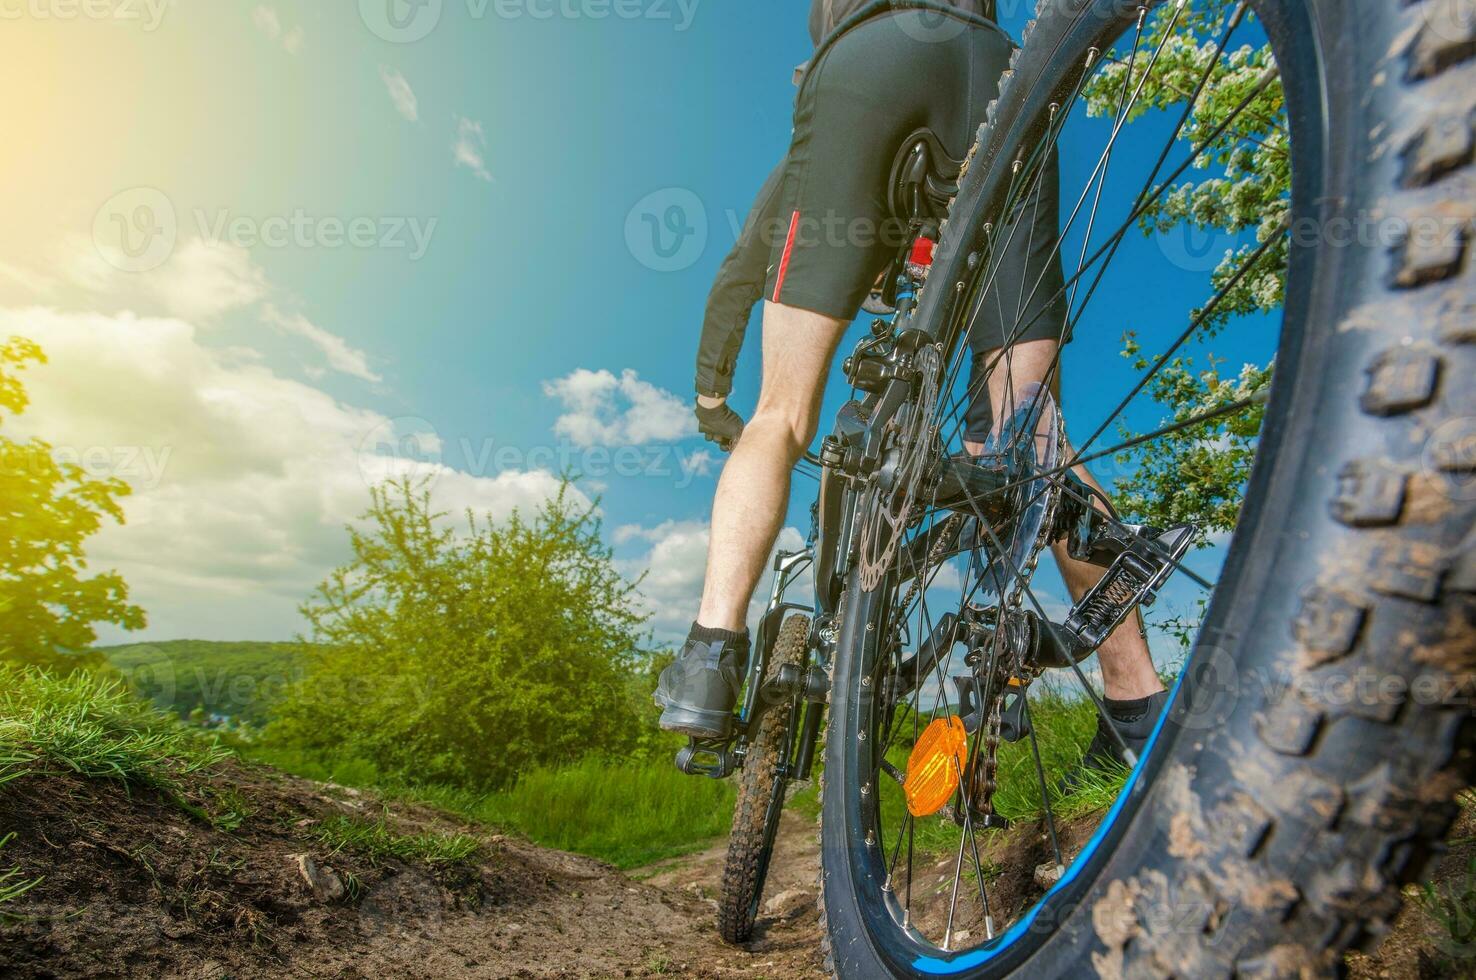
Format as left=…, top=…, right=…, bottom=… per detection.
left=0, top=762, right=826, bottom=979
left=1346, top=807, right=1476, bottom=980
left=0, top=759, right=1464, bottom=978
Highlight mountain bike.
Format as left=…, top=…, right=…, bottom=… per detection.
left=681, top=0, right=1476, bottom=973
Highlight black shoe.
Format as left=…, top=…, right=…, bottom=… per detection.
left=1059, top=690, right=1170, bottom=795
left=654, top=624, right=749, bottom=740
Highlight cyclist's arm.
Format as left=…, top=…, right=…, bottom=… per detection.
left=696, top=159, right=787, bottom=400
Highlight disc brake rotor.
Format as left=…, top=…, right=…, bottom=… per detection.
left=858, top=343, right=943, bottom=592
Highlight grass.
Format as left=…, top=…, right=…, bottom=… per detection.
left=0, top=832, right=43, bottom=917
left=1415, top=853, right=1476, bottom=960
left=450, top=756, right=736, bottom=869
left=246, top=744, right=733, bottom=869
left=311, top=811, right=480, bottom=865
left=0, top=667, right=229, bottom=794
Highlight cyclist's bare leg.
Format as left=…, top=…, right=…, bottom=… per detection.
left=696, top=301, right=848, bottom=631
left=965, top=338, right=1164, bottom=701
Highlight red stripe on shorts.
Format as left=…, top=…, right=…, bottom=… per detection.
left=772, top=210, right=801, bottom=303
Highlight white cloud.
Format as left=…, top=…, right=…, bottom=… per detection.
left=379, top=66, right=419, bottom=122
left=615, top=520, right=806, bottom=645
left=251, top=5, right=280, bottom=37
left=3, top=306, right=578, bottom=641
left=262, top=304, right=381, bottom=383
left=452, top=116, right=493, bottom=182
left=543, top=368, right=695, bottom=448
left=63, top=237, right=382, bottom=384
left=252, top=5, right=303, bottom=53
left=71, top=237, right=268, bottom=321
left=145, top=240, right=269, bottom=320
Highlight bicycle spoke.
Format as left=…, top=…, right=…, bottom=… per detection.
left=1024, top=696, right=1065, bottom=876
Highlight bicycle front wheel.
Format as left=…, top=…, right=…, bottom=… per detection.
left=820, top=0, right=1476, bottom=975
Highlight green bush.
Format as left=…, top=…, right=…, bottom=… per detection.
left=267, top=478, right=652, bottom=791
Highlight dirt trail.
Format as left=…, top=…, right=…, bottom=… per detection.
left=4, top=754, right=1463, bottom=978
left=0, top=762, right=828, bottom=979
left=636, top=809, right=826, bottom=968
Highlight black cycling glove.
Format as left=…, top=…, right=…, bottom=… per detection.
left=695, top=401, right=745, bottom=452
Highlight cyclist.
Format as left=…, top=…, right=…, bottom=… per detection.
left=656, top=0, right=1166, bottom=774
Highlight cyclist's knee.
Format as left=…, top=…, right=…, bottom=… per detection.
left=748, top=403, right=819, bottom=461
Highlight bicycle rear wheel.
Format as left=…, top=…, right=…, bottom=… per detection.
left=820, top=0, right=1476, bottom=975
left=719, top=613, right=809, bottom=944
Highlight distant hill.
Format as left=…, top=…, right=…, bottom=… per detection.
left=98, top=639, right=304, bottom=725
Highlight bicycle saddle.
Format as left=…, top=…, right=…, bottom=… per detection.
left=887, top=128, right=964, bottom=235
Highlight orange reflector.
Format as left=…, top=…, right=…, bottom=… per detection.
left=903, top=716, right=968, bottom=817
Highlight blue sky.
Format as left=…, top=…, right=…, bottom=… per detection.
left=0, top=1, right=1274, bottom=649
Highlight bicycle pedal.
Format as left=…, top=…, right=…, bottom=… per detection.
left=675, top=738, right=737, bottom=779
left=1064, top=523, right=1196, bottom=651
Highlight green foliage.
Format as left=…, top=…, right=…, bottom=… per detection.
left=1112, top=340, right=1271, bottom=540
left=237, top=743, right=388, bottom=789
left=0, top=337, right=146, bottom=669
left=99, top=640, right=303, bottom=725
left=1082, top=3, right=1287, bottom=535
left=0, top=666, right=228, bottom=793
left=269, top=477, right=651, bottom=791
left=311, top=811, right=480, bottom=865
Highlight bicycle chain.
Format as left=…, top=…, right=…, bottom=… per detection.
left=897, top=512, right=964, bottom=614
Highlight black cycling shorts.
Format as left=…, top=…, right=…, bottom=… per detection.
left=695, top=8, right=1068, bottom=399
